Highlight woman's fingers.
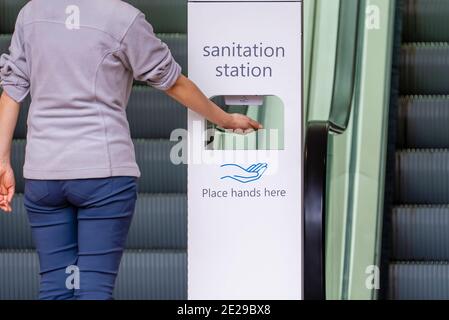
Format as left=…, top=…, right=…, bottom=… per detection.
left=6, top=185, right=14, bottom=203
left=0, top=191, right=9, bottom=212
left=0, top=183, right=7, bottom=198
left=0, top=170, right=14, bottom=213
left=249, top=118, right=263, bottom=129
left=223, top=114, right=263, bottom=132
left=0, top=197, right=11, bottom=213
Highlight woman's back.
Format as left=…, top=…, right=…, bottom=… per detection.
left=0, top=0, right=181, bottom=180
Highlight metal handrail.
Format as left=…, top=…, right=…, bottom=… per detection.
left=303, top=0, right=363, bottom=300
left=329, top=0, right=362, bottom=133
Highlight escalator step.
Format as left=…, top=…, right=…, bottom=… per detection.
left=123, top=0, right=187, bottom=34
left=115, top=250, right=187, bottom=300
left=0, top=34, right=187, bottom=79
left=127, top=86, right=187, bottom=139
left=396, top=149, right=449, bottom=204
left=11, top=139, right=187, bottom=194
left=0, top=249, right=186, bottom=300
left=0, top=0, right=187, bottom=34
left=389, top=262, right=449, bottom=300
left=131, top=139, right=187, bottom=194
left=0, top=194, right=32, bottom=249
left=398, top=96, right=449, bottom=148
left=0, top=0, right=27, bottom=34
left=0, top=250, right=39, bottom=300
left=400, top=43, right=449, bottom=95
left=392, top=206, right=449, bottom=260
left=152, top=34, right=187, bottom=75
left=0, top=193, right=186, bottom=250
left=403, top=0, right=449, bottom=42
left=128, top=194, right=187, bottom=249
left=0, top=34, right=10, bottom=56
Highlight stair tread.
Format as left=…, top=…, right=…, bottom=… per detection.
left=391, top=206, right=449, bottom=260
left=391, top=261, right=449, bottom=264
left=395, top=150, right=449, bottom=204
left=402, top=0, right=449, bottom=42
left=0, top=249, right=187, bottom=300
left=394, top=205, right=449, bottom=209
left=389, top=261, right=449, bottom=299
left=403, top=42, right=449, bottom=47
left=397, top=96, right=449, bottom=148
left=0, top=193, right=187, bottom=250
left=400, top=44, right=449, bottom=95
left=397, top=149, right=449, bottom=152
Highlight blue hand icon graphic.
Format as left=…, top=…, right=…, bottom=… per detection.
left=220, top=163, right=268, bottom=183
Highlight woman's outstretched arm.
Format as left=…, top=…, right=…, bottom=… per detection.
left=0, top=92, right=18, bottom=213
left=165, top=75, right=262, bottom=131
left=119, top=14, right=260, bottom=131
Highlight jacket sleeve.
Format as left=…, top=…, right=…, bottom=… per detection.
left=0, top=9, right=30, bottom=103
left=119, top=13, right=182, bottom=91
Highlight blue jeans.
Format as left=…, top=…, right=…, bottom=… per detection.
left=24, top=176, right=138, bottom=300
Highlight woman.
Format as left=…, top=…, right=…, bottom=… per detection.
left=0, top=0, right=260, bottom=300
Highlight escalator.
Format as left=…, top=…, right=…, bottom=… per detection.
left=383, top=0, right=449, bottom=300
left=0, top=0, right=188, bottom=299
left=306, top=0, right=449, bottom=300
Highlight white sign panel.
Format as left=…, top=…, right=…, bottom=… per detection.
left=187, top=0, right=302, bottom=300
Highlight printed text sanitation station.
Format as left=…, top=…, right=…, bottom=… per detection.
left=203, top=42, right=286, bottom=78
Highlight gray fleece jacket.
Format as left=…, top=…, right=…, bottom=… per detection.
left=0, top=0, right=182, bottom=179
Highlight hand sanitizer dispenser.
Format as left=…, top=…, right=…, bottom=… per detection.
left=188, top=0, right=303, bottom=300
left=224, top=95, right=264, bottom=106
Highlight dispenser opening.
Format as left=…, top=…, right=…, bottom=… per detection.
left=206, top=95, right=285, bottom=151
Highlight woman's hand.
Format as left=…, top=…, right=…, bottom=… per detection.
left=221, top=113, right=263, bottom=132
left=0, top=92, right=20, bottom=213
left=0, top=161, right=15, bottom=213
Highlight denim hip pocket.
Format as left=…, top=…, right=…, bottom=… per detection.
left=24, top=179, right=50, bottom=203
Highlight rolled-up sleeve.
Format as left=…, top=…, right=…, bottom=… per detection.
left=0, top=9, right=30, bottom=103
left=119, top=13, right=182, bottom=91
